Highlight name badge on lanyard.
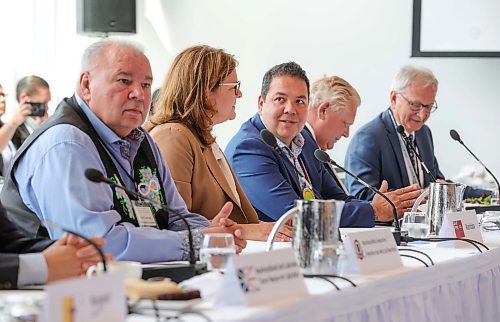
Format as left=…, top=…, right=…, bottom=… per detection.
left=132, top=200, right=159, bottom=228
left=298, top=159, right=315, bottom=201
left=302, top=187, right=314, bottom=200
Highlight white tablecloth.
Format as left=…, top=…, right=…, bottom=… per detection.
left=129, top=232, right=500, bottom=322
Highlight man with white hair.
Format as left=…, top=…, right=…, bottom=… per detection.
left=1, top=39, right=245, bottom=263
left=306, top=76, right=360, bottom=193
left=345, top=65, right=488, bottom=201
left=307, top=75, right=421, bottom=215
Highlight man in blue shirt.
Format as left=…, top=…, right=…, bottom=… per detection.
left=1, top=39, right=245, bottom=263
left=225, top=62, right=397, bottom=226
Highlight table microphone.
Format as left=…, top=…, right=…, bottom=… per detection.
left=314, top=149, right=402, bottom=245
left=450, top=129, right=500, bottom=194
left=84, top=168, right=197, bottom=265
left=396, top=125, right=436, bottom=182
left=260, top=129, right=324, bottom=199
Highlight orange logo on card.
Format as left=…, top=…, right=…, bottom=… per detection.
left=62, top=296, right=75, bottom=322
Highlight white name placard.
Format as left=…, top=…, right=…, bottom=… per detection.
left=343, top=228, right=403, bottom=274
left=40, top=271, right=126, bottom=322
left=439, top=210, right=484, bottom=248
left=214, top=248, right=308, bottom=306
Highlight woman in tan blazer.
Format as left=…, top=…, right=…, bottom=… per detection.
left=146, top=45, right=290, bottom=241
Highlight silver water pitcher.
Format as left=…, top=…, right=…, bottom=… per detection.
left=426, top=182, right=465, bottom=235
left=266, top=199, right=344, bottom=275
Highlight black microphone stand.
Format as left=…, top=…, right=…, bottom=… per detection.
left=450, top=129, right=500, bottom=195
left=314, top=149, right=402, bottom=245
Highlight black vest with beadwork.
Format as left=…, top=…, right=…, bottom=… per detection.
left=0, top=96, right=169, bottom=238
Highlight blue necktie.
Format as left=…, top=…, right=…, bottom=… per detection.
left=118, top=140, right=131, bottom=159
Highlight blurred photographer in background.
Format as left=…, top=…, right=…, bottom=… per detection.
left=0, top=82, right=38, bottom=176
left=15, top=75, right=51, bottom=138
left=0, top=76, right=50, bottom=176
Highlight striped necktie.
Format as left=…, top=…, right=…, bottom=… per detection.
left=406, top=134, right=418, bottom=176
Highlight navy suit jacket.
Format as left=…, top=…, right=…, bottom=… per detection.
left=302, top=125, right=346, bottom=190
left=344, top=109, right=492, bottom=201
left=0, top=205, right=52, bottom=289
left=225, top=113, right=375, bottom=227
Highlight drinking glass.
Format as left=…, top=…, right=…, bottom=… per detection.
left=401, top=212, right=429, bottom=238
left=199, top=233, right=236, bottom=272
left=491, top=189, right=500, bottom=206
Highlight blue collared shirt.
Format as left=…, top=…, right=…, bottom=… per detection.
left=14, top=95, right=209, bottom=263
left=276, top=133, right=314, bottom=194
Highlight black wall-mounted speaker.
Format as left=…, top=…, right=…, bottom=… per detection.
left=77, top=0, right=136, bottom=35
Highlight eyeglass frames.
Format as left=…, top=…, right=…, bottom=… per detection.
left=219, top=81, right=241, bottom=95
left=398, top=93, right=438, bottom=113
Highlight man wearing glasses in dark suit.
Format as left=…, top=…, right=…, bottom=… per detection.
left=345, top=65, right=490, bottom=201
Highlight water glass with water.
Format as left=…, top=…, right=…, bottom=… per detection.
left=401, top=212, right=429, bottom=238
left=200, top=233, right=236, bottom=272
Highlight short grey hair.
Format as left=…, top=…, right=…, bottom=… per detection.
left=309, top=75, right=361, bottom=112
left=80, top=39, right=144, bottom=72
left=391, top=65, right=438, bottom=93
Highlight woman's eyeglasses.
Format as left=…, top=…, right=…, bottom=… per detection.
left=219, top=81, right=241, bottom=95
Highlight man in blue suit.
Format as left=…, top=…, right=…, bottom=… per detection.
left=225, top=62, right=397, bottom=227
left=345, top=65, right=488, bottom=200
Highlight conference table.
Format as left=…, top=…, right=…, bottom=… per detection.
left=127, top=230, right=500, bottom=322
left=1, top=230, right=499, bottom=321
